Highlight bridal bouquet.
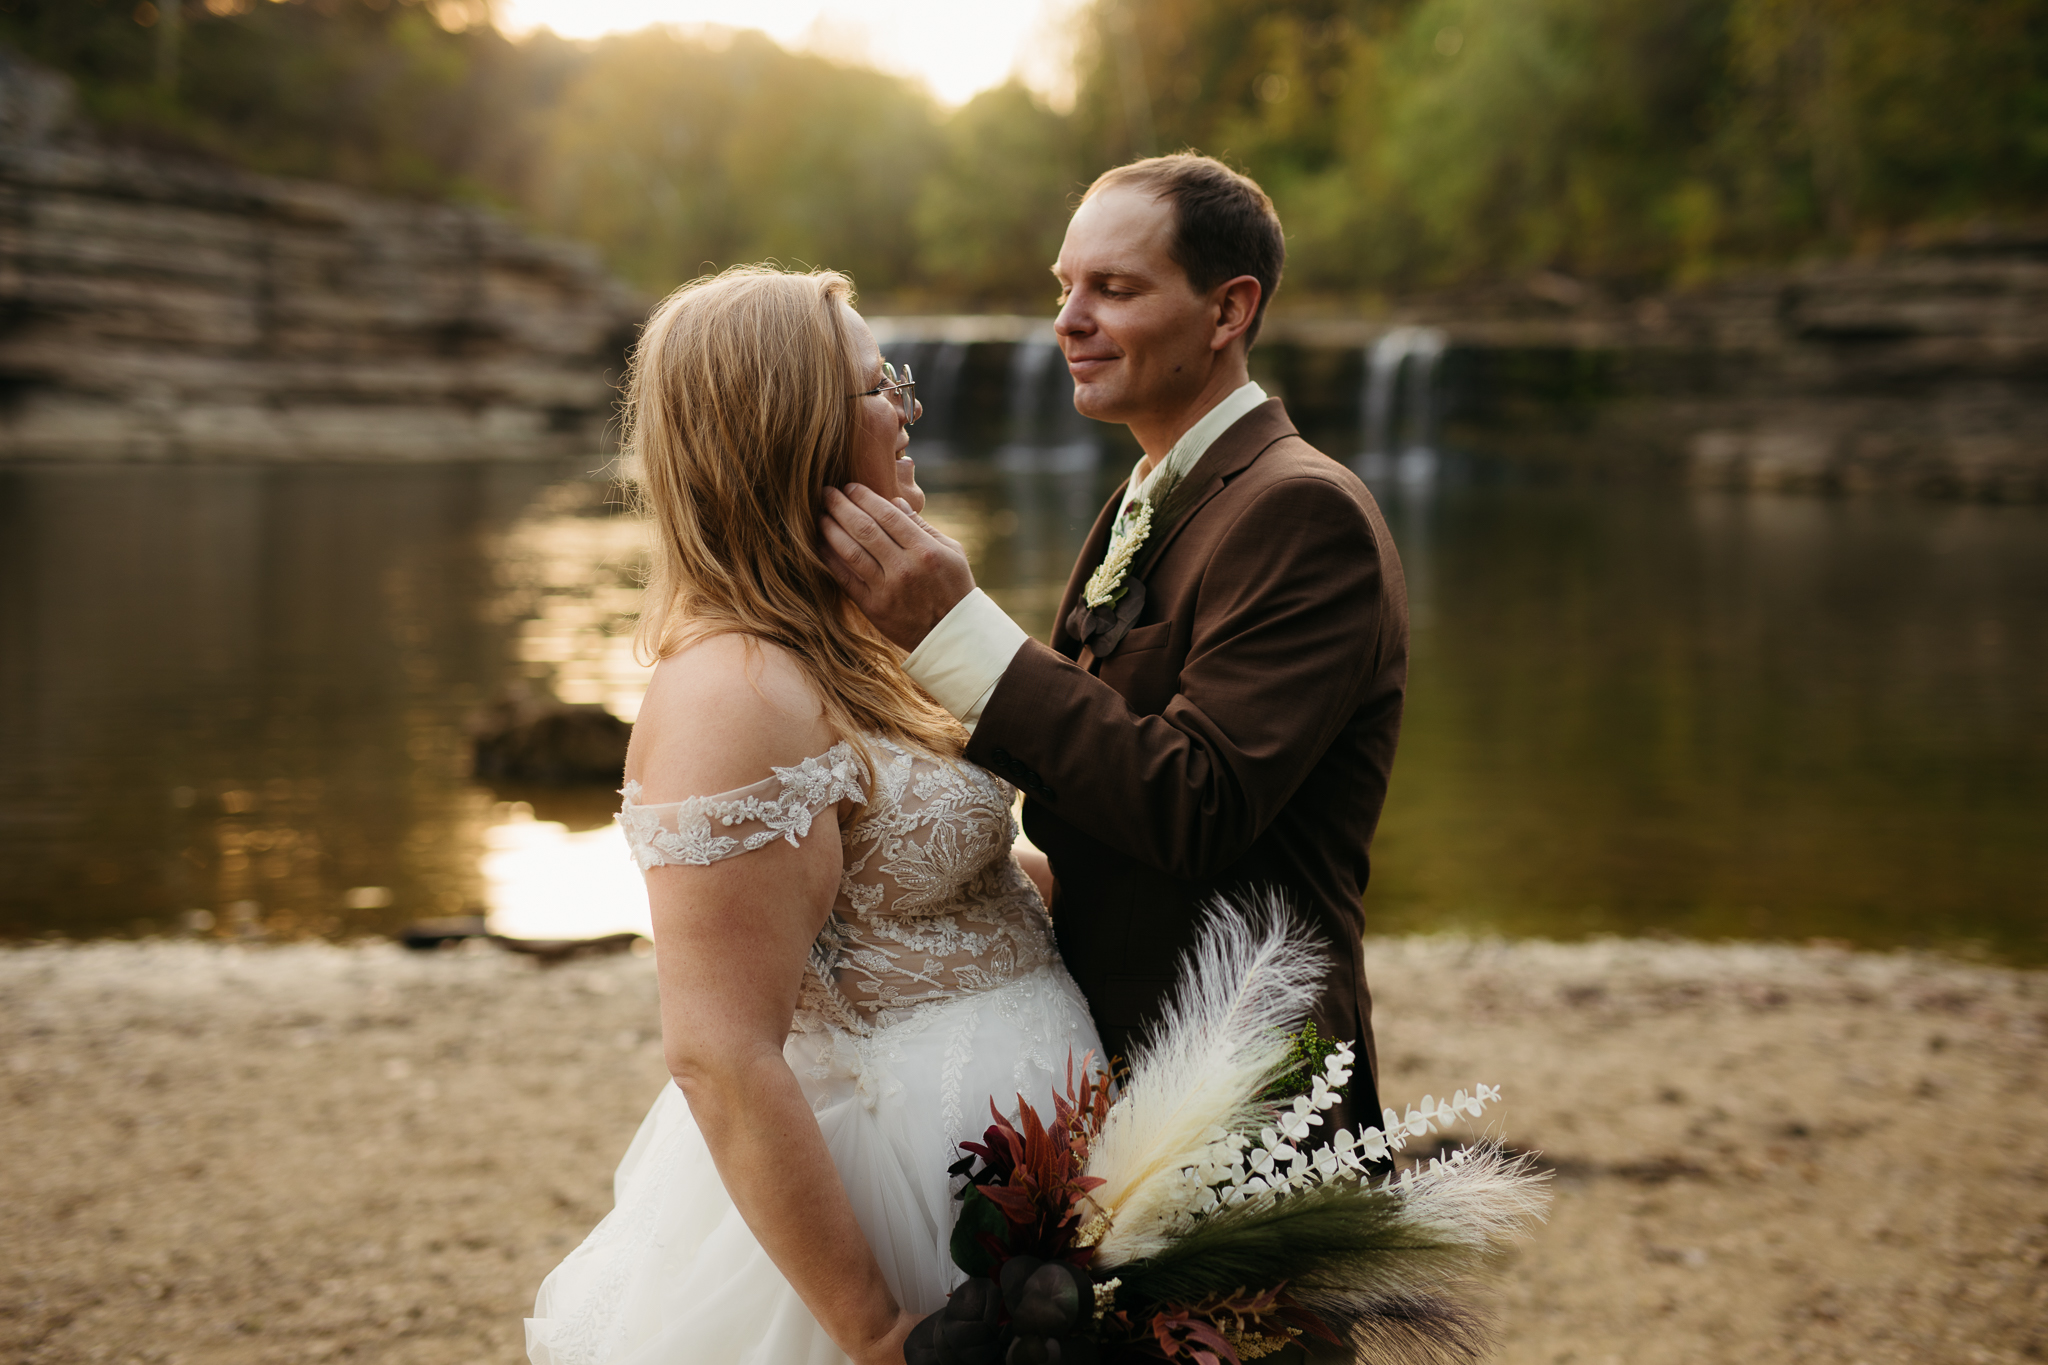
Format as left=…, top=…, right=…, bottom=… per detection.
left=907, top=906, right=1550, bottom=1365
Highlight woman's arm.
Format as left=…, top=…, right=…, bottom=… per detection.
left=630, top=639, right=917, bottom=1365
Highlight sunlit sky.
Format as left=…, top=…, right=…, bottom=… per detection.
left=496, top=0, right=1079, bottom=107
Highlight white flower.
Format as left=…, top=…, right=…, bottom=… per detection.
left=1278, top=1097, right=1322, bottom=1142
left=1327, top=1128, right=1370, bottom=1171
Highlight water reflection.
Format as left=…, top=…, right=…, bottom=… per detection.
left=488, top=476, right=653, bottom=720
left=0, top=463, right=565, bottom=940
left=481, top=797, right=648, bottom=942
left=1355, top=459, right=2048, bottom=964
left=3, top=434, right=2043, bottom=962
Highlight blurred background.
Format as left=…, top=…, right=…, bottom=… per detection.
left=0, top=0, right=2042, bottom=961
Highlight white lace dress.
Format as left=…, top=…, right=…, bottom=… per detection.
left=525, top=736, right=1103, bottom=1365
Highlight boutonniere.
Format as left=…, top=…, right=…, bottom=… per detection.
left=1068, top=465, right=1188, bottom=657
left=1082, top=496, right=1153, bottom=609
left=1081, top=461, right=1188, bottom=610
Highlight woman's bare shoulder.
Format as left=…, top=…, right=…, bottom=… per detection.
left=626, top=634, right=841, bottom=802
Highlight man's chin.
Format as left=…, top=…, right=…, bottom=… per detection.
left=1070, top=381, right=1123, bottom=425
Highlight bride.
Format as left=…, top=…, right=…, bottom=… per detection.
left=525, top=265, right=1104, bottom=1365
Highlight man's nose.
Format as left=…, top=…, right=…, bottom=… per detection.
left=1054, top=292, right=1090, bottom=336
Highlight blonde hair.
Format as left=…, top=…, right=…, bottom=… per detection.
left=625, top=264, right=965, bottom=760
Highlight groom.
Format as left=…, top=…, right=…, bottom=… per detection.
left=821, top=154, right=1408, bottom=1128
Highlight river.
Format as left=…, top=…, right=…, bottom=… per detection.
left=2, top=425, right=2043, bottom=962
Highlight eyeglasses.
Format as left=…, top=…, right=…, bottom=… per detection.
left=849, top=361, right=918, bottom=426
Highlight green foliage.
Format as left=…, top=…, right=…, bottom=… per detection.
left=527, top=28, right=941, bottom=296
left=1710, top=0, right=2048, bottom=252
left=1053, top=0, right=2048, bottom=293
left=1266, top=1020, right=1344, bottom=1100
left=950, top=1184, right=1009, bottom=1277
left=912, top=81, right=1084, bottom=308
left=6, top=0, right=2043, bottom=299
left=1333, top=0, right=1735, bottom=286
left=0, top=0, right=543, bottom=201
left=1111, top=1175, right=1459, bottom=1311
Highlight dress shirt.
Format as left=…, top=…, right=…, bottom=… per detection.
left=903, top=380, right=1270, bottom=729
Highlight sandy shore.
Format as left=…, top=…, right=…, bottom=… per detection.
left=3, top=936, right=2044, bottom=1365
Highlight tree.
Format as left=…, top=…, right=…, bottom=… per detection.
left=912, top=81, right=1084, bottom=308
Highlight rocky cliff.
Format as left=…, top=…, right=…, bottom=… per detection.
left=0, top=55, right=645, bottom=463
left=1254, top=243, right=2048, bottom=499
left=1596, top=247, right=2048, bottom=498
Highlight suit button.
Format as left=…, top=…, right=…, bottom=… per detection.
left=991, top=747, right=1013, bottom=763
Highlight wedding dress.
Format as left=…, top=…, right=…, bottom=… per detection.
left=525, top=735, right=1104, bottom=1365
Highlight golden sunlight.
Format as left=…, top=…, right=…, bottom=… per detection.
left=496, top=0, right=1077, bottom=106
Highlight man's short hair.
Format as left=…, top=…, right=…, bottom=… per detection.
left=1084, top=153, right=1286, bottom=347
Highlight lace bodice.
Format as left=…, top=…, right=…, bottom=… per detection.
left=618, top=736, right=1060, bottom=1035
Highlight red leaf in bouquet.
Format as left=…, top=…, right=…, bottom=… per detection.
left=976, top=1179, right=1041, bottom=1225
left=1188, top=1285, right=1340, bottom=1350
left=954, top=1124, right=1014, bottom=1184
left=1051, top=1050, right=1114, bottom=1160
left=1145, top=1306, right=1240, bottom=1365
left=1123, top=1286, right=1342, bottom=1364
left=946, top=1052, right=1117, bottom=1271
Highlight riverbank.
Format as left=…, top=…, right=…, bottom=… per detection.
left=3, top=936, right=2042, bottom=1364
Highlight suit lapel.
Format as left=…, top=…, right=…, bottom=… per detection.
left=1135, top=398, right=1297, bottom=575
left=1050, top=475, right=1128, bottom=658
left=1053, top=400, right=1297, bottom=662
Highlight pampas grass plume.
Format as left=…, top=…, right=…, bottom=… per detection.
left=1086, top=896, right=1327, bottom=1267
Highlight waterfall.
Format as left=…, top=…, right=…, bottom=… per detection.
left=1358, top=326, right=1448, bottom=483
left=921, top=340, right=970, bottom=439
left=1007, top=340, right=1057, bottom=443
left=992, top=337, right=1099, bottom=472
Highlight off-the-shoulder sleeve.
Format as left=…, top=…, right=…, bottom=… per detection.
left=616, top=742, right=869, bottom=871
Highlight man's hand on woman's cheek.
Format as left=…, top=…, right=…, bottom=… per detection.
left=817, top=483, right=975, bottom=653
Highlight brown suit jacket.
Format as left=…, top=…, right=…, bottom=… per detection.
left=967, top=399, right=1408, bottom=1126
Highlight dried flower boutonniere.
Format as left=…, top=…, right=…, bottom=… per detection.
left=1082, top=496, right=1154, bottom=610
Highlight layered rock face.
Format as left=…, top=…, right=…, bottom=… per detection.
left=1257, top=249, right=2048, bottom=498
left=1638, top=251, right=2048, bottom=498
left=0, top=57, right=645, bottom=463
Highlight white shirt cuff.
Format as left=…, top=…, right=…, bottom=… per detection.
left=902, top=588, right=1030, bottom=730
